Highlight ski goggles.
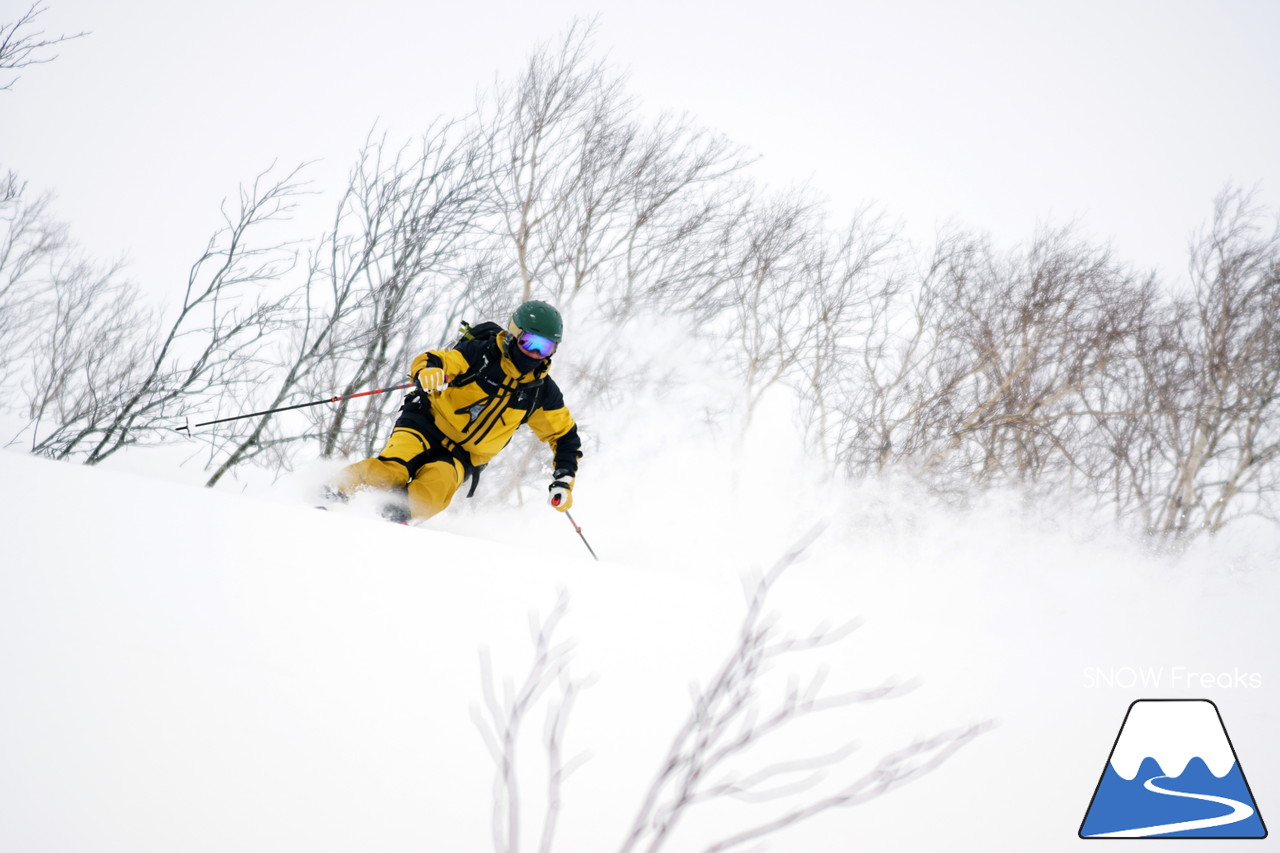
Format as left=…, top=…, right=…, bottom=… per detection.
left=511, top=328, right=558, bottom=359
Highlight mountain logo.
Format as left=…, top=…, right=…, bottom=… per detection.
left=1080, top=699, right=1267, bottom=838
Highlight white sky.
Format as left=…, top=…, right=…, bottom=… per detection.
left=3, top=0, right=1278, bottom=301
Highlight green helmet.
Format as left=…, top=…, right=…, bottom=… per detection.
left=511, top=300, right=563, bottom=342
left=507, top=300, right=563, bottom=362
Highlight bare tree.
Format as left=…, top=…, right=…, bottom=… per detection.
left=1062, top=276, right=1176, bottom=528
left=839, top=227, right=1148, bottom=501
left=602, top=170, right=745, bottom=322
left=715, top=189, right=823, bottom=427
left=473, top=591, right=592, bottom=853
left=21, top=256, right=153, bottom=455
left=199, top=123, right=488, bottom=484
left=0, top=184, right=66, bottom=383
left=480, top=19, right=607, bottom=304
left=309, top=124, right=489, bottom=460
left=619, top=527, right=988, bottom=853
left=24, top=165, right=305, bottom=462
left=789, top=207, right=905, bottom=461
left=543, top=110, right=745, bottom=309
left=940, top=228, right=1144, bottom=486
left=814, top=196, right=1279, bottom=541
left=466, top=20, right=750, bottom=505
left=837, top=229, right=987, bottom=480
left=0, top=3, right=88, bottom=90
left=476, top=530, right=989, bottom=853
left=1153, top=187, right=1280, bottom=537
left=479, top=18, right=746, bottom=310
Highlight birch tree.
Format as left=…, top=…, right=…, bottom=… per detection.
left=201, top=123, right=488, bottom=483
left=26, top=165, right=304, bottom=463
left=1154, top=187, right=1280, bottom=537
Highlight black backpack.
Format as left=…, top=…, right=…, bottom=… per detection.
left=450, top=320, right=504, bottom=358
left=448, top=320, right=549, bottom=411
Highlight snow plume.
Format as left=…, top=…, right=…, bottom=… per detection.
left=2, top=357, right=1277, bottom=852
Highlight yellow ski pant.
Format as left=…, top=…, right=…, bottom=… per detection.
left=333, top=427, right=465, bottom=521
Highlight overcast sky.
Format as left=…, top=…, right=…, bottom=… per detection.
left=4, top=0, right=1278, bottom=303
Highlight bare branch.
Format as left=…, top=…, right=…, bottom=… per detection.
left=473, top=591, right=591, bottom=853
left=0, top=3, right=89, bottom=90
left=619, top=526, right=989, bottom=853
left=701, top=722, right=992, bottom=853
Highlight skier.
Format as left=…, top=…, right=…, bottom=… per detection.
left=331, top=300, right=581, bottom=522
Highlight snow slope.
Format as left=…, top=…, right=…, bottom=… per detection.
left=2, top=413, right=1277, bottom=851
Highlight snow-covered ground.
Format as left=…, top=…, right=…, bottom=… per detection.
left=2, top=398, right=1276, bottom=852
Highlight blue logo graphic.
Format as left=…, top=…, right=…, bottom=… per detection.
left=1080, top=699, right=1266, bottom=838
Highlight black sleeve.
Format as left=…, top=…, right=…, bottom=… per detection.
left=552, top=425, right=582, bottom=475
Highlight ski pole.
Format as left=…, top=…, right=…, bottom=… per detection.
left=174, top=383, right=414, bottom=433
left=562, top=509, right=598, bottom=561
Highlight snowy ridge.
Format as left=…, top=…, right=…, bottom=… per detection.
left=1109, top=700, right=1238, bottom=780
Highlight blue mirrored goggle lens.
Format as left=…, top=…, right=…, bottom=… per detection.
left=517, top=331, right=557, bottom=357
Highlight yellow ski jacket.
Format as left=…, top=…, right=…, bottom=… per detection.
left=406, top=331, right=581, bottom=474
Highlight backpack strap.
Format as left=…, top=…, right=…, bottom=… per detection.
left=449, top=334, right=500, bottom=389
left=465, top=463, right=488, bottom=498
left=519, top=376, right=547, bottom=425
